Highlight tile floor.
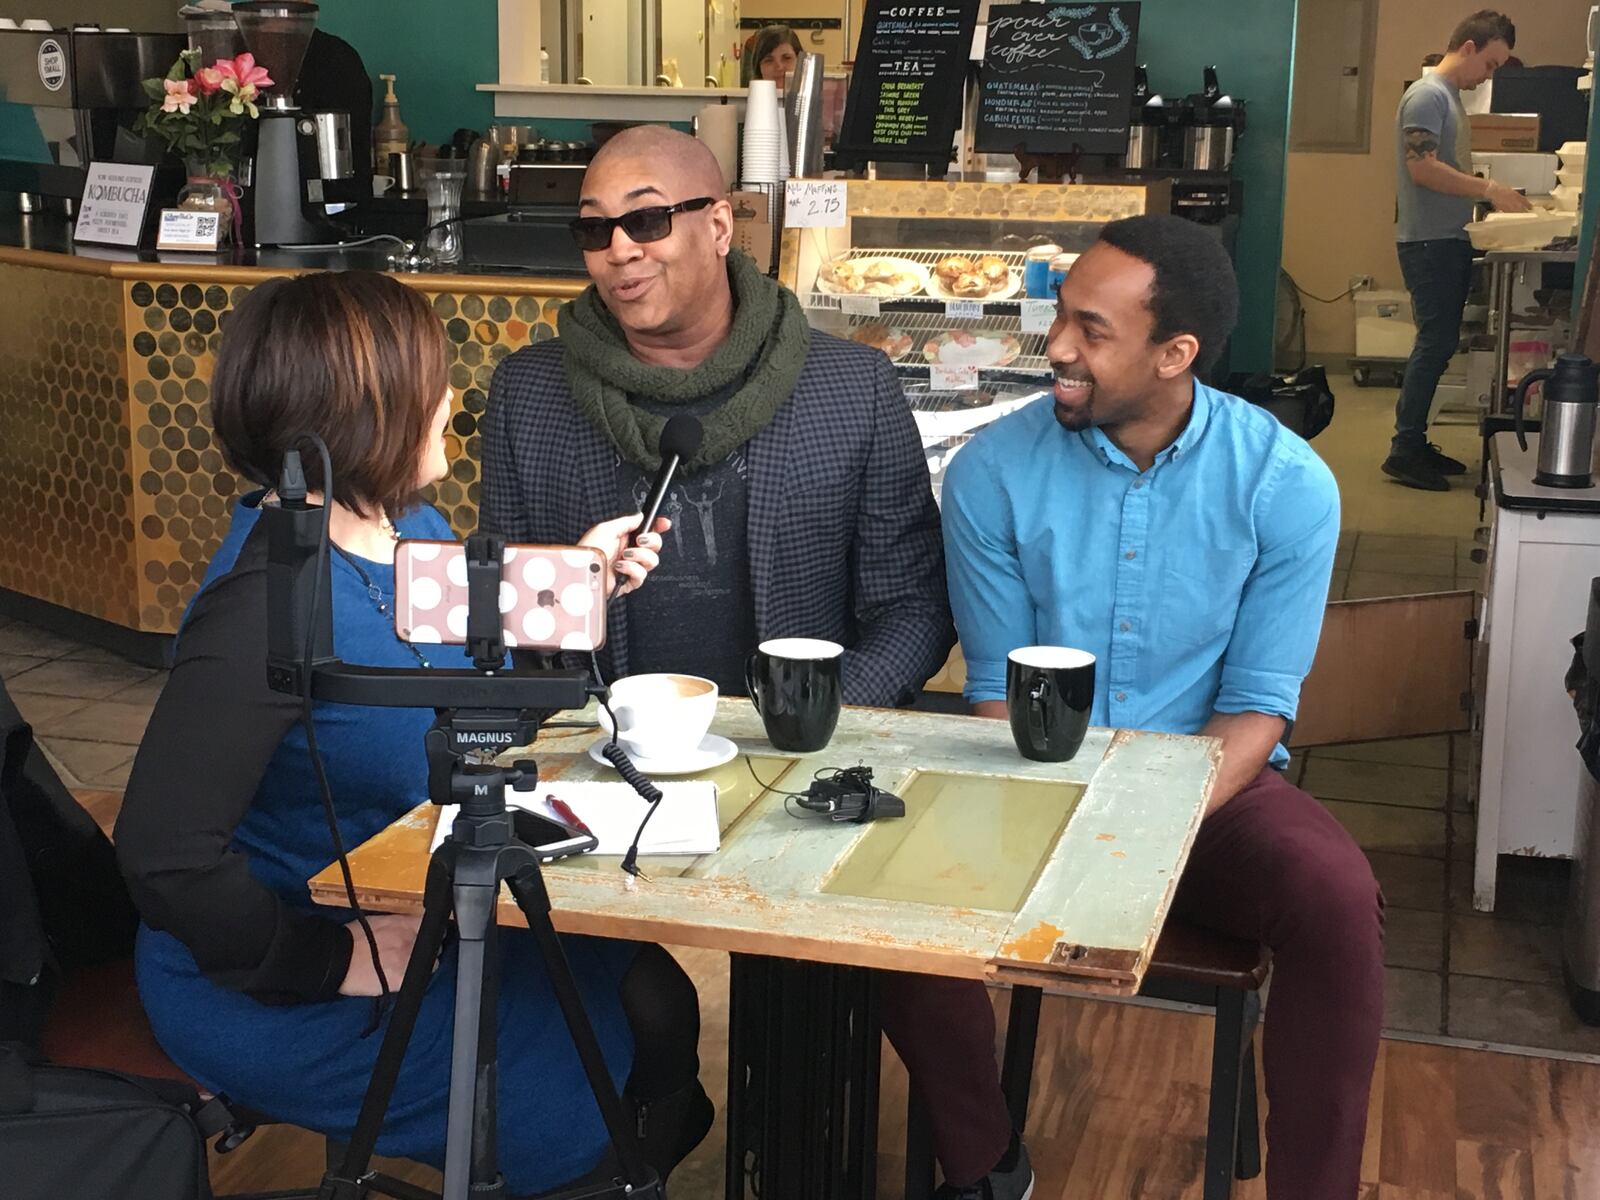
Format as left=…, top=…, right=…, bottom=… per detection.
left=8, top=374, right=1596, bottom=1059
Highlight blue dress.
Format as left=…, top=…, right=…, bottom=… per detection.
left=133, top=496, right=637, bottom=1192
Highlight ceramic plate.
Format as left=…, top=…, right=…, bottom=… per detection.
left=816, top=255, right=929, bottom=298
left=922, top=330, right=1023, bottom=368
left=587, top=732, right=739, bottom=776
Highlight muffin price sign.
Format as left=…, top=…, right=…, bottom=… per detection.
left=976, top=3, right=1142, bottom=156
left=835, top=0, right=982, bottom=167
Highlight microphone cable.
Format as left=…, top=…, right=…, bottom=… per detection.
left=587, top=650, right=664, bottom=879
left=283, top=435, right=394, bottom=1030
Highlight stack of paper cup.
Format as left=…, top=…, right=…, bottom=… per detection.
left=695, top=103, right=739, bottom=191
left=741, top=79, right=783, bottom=185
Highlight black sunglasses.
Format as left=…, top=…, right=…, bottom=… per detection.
left=569, top=196, right=716, bottom=251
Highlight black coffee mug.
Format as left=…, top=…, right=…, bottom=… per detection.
left=1006, top=646, right=1096, bottom=762
left=745, top=637, right=844, bottom=752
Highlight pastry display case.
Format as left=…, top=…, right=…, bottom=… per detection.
left=778, top=178, right=1170, bottom=499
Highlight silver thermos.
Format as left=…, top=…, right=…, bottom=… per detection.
left=1514, top=353, right=1600, bottom=488
left=1124, top=65, right=1164, bottom=170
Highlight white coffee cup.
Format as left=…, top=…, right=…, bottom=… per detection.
left=372, top=174, right=395, bottom=196
left=599, top=673, right=718, bottom=760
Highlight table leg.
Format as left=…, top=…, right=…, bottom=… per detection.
left=724, top=955, right=881, bottom=1200
left=1492, top=260, right=1513, bottom=414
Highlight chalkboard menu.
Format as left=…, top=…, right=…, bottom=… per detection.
left=835, top=0, right=981, bottom=167
left=976, top=3, right=1142, bottom=156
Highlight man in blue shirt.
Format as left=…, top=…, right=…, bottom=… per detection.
left=1387, top=10, right=1529, bottom=491
left=939, top=216, right=1383, bottom=1199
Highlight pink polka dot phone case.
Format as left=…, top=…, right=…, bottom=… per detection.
left=393, top=539, right=608, bottom=653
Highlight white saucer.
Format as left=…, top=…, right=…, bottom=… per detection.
left=588, top=732, right=739, bottom=776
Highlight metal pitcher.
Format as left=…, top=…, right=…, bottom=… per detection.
left=1514, top=353, right=1600, bottom=488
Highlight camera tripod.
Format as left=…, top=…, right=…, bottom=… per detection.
left=316, top=708, right=662, bottom=1200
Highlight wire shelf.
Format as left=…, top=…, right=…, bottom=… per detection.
left=800, top=246, right=1054, bottom=376
left=799, top=246, right=1035, bottom=312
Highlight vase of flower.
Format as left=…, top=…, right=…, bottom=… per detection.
left=137, top=49, right=274, bottom=245
left=179, top=158, right=236, bottom=227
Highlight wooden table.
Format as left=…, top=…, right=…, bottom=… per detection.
left=309, top=702, right=1219, bottom=1198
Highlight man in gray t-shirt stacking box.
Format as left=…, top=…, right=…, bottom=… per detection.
left=1385, top=9, right=1532, bottom=492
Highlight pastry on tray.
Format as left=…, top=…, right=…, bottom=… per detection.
left=935, top=255, right=975, bottom=282
left=950, top=272, right=989, bottom=299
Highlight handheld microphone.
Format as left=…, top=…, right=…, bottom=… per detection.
left=635, top=415, right=703, bottom=544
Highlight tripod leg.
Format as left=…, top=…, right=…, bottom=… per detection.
left=325, top=851, right=458, bottom=1196
left=504, top=860, right=659, bottom=1192
left=444, top=857, right=503, bottom=1199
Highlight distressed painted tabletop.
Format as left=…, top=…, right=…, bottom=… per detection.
left=308, top=703, right=1219, bottom=995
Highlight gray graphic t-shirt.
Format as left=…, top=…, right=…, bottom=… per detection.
left=1395, top=72, right=1475, bottom=243
left=616, top=387, right=760, bottom=696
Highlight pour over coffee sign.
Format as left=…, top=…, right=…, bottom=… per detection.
left=976, top=3, right=1141, bottom=156
left=75, top=163, right=156, bottom=247
left=835, top=0, right=981, bottom=166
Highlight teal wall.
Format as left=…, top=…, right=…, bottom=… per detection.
left=315, top=0, right=498, bottom=146
left=316, top=0, right=1298, bottom=374
left=1132, top=0, right=1295, bottom=374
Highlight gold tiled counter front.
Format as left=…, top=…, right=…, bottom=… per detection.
left=0, top=250, right=582, bottom=637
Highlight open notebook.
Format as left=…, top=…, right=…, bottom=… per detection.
left=430, top=780, right=721, bottom=857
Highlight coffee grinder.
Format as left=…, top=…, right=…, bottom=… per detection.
left=233, top=1, right=359, bottom=245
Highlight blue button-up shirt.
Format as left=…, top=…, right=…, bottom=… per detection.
left=942, top=382, right=1339, bottom=765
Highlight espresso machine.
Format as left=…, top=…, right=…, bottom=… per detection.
left=232, top=1, right=360, bottom=245
left=0, top=26, right=184, bottom=212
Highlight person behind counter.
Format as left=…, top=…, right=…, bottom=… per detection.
left=476, top=129, right=1040, bottom=1198
left=942, top=215, right=1383, bottom=1200
left=1385, top=9, right=1532, bottom=492
left=741, top=23, right=804, bottom=86
left=113, top=270, right=711, bottom=1194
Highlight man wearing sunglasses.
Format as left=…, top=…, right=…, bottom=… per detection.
left=480, top=128, right=1032, bottom=1199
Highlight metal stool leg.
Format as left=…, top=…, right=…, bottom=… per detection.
left=1234, top=1037, right=1262, bottom=1181
left=1203, top=987, right=1248, bottom=1200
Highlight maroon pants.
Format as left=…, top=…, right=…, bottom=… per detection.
left=878, top=767, right=1386, bottom=1197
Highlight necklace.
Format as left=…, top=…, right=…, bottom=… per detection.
left=332, top=542, right=432, bottom=670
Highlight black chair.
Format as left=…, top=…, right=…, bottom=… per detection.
left=903, top=921, right=1269, bottom=1200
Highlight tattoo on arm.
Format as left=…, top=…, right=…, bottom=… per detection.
left=1403, top=127, right=1440, bottom=162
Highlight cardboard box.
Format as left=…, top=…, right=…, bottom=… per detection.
left=728, top=190, right=774, bottom=273
left=1468, top=113, right=1541, bottom=152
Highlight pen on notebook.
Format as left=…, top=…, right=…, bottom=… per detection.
left=546, top=794, right=594, bottom=838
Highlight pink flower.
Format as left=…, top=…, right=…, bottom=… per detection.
left=193, top=66, right=224, bottom=95
left=215, top=53, right=273, bottom=91
left=160, top=78, right=195, bottom=114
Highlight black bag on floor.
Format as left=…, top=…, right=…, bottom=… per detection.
left=1226, top=365, right=1337, bottom=441
left=1, top=1047, right=214, bottom=1199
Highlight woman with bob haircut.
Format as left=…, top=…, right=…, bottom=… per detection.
left=116, top=270, right=710, bottom=1193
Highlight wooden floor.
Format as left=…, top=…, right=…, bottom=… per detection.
left=204, top=946, right=1600, bottom=1200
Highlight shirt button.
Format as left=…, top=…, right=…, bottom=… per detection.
left=1116, top=691, right=1127, bottom=702
left=1119, top=621, right=1131, bottom=632
left=1125, top=549, right=1136, bottom=560
left=1132, top=479, right=1144, bottom=489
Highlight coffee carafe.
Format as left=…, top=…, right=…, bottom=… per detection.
left=1514, top=353, right=1600, bottom=488
left=1124, top=66, right=1165, bottom=170
left=1182, top=66, right=1245, bottom=173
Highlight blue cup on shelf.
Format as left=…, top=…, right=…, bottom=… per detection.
left=1023, top=244, right=1060, bottom=299
left=1047, top=252, right=1077, bottom=296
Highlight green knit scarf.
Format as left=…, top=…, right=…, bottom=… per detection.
left=558, top=250, right=811, bottom=472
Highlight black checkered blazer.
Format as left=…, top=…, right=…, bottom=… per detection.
left=478, top=331, right=954, bottom=707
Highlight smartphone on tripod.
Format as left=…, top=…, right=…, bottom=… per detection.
left=393, top=540, right=608, bottom=652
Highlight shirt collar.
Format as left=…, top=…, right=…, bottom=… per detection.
left=1079, top=377, right=1214, bottom=472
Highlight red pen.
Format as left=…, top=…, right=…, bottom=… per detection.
left=546, top=794, right=594, bottom=838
